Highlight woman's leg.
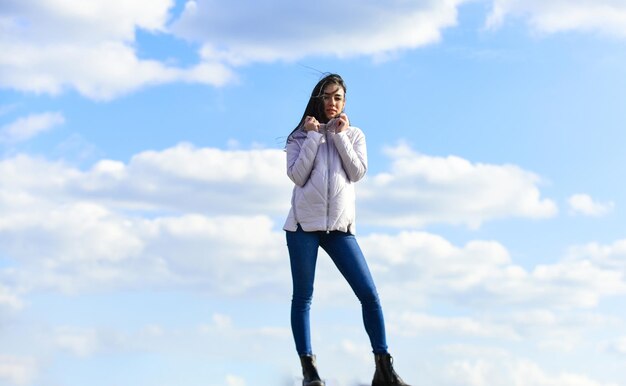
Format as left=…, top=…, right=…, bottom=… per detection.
left=286, top=226, right=321, bottom=356
left=320, top=231, right=388, bottom=354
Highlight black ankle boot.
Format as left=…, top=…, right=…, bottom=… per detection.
left=372, top=353, right=411, bottom=386
left=300, top=355, right=325, bottom=386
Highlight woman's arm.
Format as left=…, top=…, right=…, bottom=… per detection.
left=286, top=130, right=324, bottom=186
left=333, top=128, right=368, bottom=182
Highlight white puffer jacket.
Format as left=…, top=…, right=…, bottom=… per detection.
left=283, top=119, right=367, bottom=234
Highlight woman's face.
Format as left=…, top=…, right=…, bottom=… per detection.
left=321, top=83, right=345, bottom=120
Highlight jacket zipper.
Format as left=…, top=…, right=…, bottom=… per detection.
left=326, top=132, right=331, bottom=234
left=325, top=130, right=331, bottom=233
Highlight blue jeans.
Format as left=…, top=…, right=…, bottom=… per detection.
left=286, top=225, right=388, bottom=355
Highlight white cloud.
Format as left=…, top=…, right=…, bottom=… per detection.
left=0, top=144, right=291, bottom=218
left=2, top=0, right=171, bottom=42
left=502, top=309, right=618, bottom=352
left=606, top=336, right=626, bottom=356
left=568, top=193, right=614, bottom=217
left=0, top=288, right=23, bottom=334
left=360, top=231, right=626, bottom=309
left=7, top=140, right=553, bottom=230
left=171, top=0, right=467, bottom=65
left=225, top=375, right=246, bottom=386
left=389, top=312, right=520, bottom=340
left=486, top=0, right=626, bottom=37
left=0, top=313, right=292, bottom=386
left=0, top=284, right=23, bottom=311
left=0, top=33, right=234, bottom=100
left=63, top=142, right=557, bottom=226
left=359, top=143, right=557, bottom=228
left=0, top=355, right=37, bottom=386
left=1, top=210, right=289, bottom=296
left=54, top=327, right=100, bottom=357
left=446, top=355, right=618, bottom=386
left=0, top=0, right=234, bottom=100
left=566, top=238, right=626, bottom=272
left=0, top=311, right=294, bottom=385
left=74, top=143, right=291, bottom=215
left=0, top=0, right=470, bottom=99
left=0, top=152, right=289, bottom=297
left=0, top=0, right=472, bottom=99
left=0, top=145, right=622, bottom=314
left=1, top=144, right=618, bottom=309
left=0, top=145, right=291, bottom=296
left=4, top=0, right=626, bottom=100
left=0, top=112, right=64, bottom=143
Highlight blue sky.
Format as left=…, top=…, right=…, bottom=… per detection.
left=1, top=1, right=626, bottom=385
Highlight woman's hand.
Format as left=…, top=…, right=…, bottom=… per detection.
left=303, top=116, right=320, bottom=132
left=335, top=113, right=350, bottom=133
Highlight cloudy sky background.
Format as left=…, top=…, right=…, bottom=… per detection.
left=1, top=1, right=626, bottom=385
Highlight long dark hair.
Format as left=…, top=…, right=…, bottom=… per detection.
left=286, top=73, right=347, bottom=143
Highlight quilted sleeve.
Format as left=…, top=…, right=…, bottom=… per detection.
left=286, top=130, right=324, bottom=186
left=333, top=128, right=368, bottom=182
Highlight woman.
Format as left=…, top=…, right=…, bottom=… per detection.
left=284, top=73, right=410, bottom=386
